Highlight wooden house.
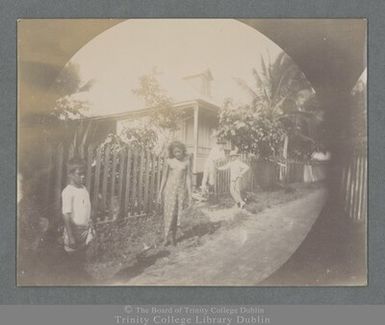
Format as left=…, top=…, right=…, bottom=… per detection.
left=86, top=70, right=229, bottom=184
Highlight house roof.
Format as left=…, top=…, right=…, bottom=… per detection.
left=157, top=70, right=220, bottom=105
left=85, top=98, right=220, bottom=122
left=78, top=67, right=222, bottom=121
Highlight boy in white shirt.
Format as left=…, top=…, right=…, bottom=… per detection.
left=61, top=158, right=93, bottom=260
left=217, top=150, right=250, bottom=208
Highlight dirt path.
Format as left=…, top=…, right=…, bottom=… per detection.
left=114, top=186, right=327, bottom=286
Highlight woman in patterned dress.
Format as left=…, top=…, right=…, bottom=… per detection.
left=157, top=141, right=192, bottom=246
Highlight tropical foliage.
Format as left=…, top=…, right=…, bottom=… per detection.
left=217, top=100, right=285, bottom=158
left=120, top=125, right=158, bottom=150
left=131, top=70, right=183, bottom=154
left=40, top=63, right=96, bottom=159
left=217, top=52, right=321, bottom=160
left=132, top=70, right=182, bottom=130
left=51, top=62, right=94, bottom=120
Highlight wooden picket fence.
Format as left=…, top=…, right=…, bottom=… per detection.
left=215, top=152, right=367, bottom=222
left=280, top=160, right=309, bottom=184
left=43, top=143, right=165, bottom=225
left=340, top=152, right=367, bottom=223
left=214, top=157, right=306, bottom=196
left=42, top=143, right=366, bottom=225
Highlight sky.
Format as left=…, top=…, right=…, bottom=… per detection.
left=65, top=19, right=287, bottom=117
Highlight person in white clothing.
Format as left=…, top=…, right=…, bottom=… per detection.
left=310, top=146, right=331, bottom=182
left=201, top=139, right=226, bottom=195
left=217, top=150, right=250, bottom=208
left=61, top=158, right=93, bottom=257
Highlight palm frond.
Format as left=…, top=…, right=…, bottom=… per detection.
left=234, top=77, right=260, bottom=100
left=251, top=69, right=265, bottom=92
left=78, top=79, right=95, bottom=92
left=260, top=56, right=269, bottom=80
left=79, top=121, right=91, bottom=159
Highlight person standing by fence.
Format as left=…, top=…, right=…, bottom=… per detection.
left=157, top=141, right=192, bottom=246
left=310, top=145, right=331, bottom=182
left=201, top=138, right=226, bottom=196
left=217, top=150, right=250, bottom=209
left=61, top=158, right=94, bottom=272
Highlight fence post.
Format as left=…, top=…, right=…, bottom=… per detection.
left=149, top=152, right=157, bottom=213
left=357, top=154, right=364, bottom=222
left=124, top=148, right=132, bottom=217
left=117, top=148, right=126, bottom=218
left=143, top=149, right=151, bottom=214
left=349, top=153, right=357, bottom=218
left=362, top=156, right=367, bottom=222
left=137, top=150, right=145, bottom=214
left=109, top=147, right=119, bottom=219
left=131, top=150, right=138, bottom=216
left=54, top=143, right=65, bottom=225
left=214, top=164, right=218, bottom=200
left=86, top=144, right=93, bottom=193
left=92, top=146, right=102, bottom=221
left=352, top=155, right=358, bottom=221
left=101, top=145, right=111, bottom=214
left=344, top=160, right=352, bottom=216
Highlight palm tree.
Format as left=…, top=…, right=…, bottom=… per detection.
left=48, top=62, right=95, bottom=159
left=236, top=52, right=321, bottom=161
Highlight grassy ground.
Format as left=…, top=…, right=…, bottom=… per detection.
left=115, top=184, right=327, bottom=285
left=20, top=181, right=365, bottom=286
left=86, top=182, right=324, bottom=284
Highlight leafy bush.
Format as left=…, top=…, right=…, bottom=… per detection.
left=217, top=102, right=285, bottom=158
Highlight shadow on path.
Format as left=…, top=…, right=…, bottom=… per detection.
left=261, top=201, right=366, bottom=285
left=113, top=249, right=171, bottom=282
left=177, top=221, right=223, bottom=244
left=113, top=219, right=223, bottom=282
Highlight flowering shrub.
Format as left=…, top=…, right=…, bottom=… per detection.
left=217, top=103, right=285, bottom=159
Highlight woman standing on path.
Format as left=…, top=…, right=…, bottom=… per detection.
left=158, top=141, right=192, bottom=246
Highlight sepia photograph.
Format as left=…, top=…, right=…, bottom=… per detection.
left=17, top=19, right=367, bottom=286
